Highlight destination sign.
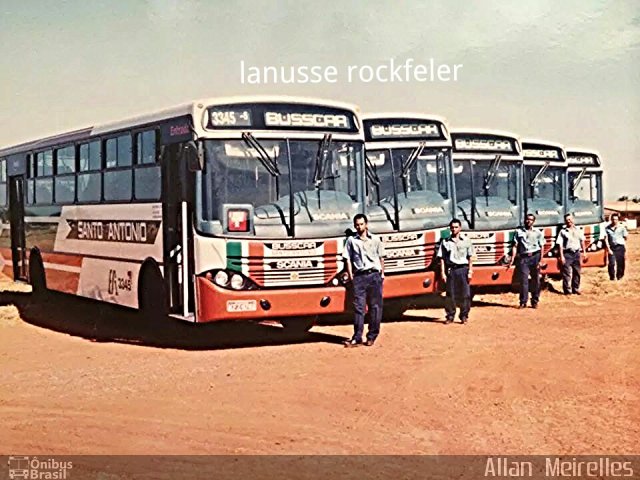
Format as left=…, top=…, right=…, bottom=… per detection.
left=567, top=152, right=600, bottom=167
left=205, top=103, right=358, bottom=133
left=522, top=142, right=565, bottom=162
left=452, top=133, right=519, bottom=154
left=209, top=108, right=253, bottom=127
left=523, top=149, right=559, bottom=159
left=364, top=118, right=445, bottom=142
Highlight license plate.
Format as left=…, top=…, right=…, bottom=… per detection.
left=226, top=300, right=257, bottom=312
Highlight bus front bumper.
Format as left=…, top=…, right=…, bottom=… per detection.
left=195, top=277, right=348, bottom=322
left=383, top=271, right=438, bottom=298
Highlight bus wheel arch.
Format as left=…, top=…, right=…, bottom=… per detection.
left=28, top=248, right=47, bottom=297
left=138, top=258, right=168, bottom=319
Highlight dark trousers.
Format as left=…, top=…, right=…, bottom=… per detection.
left=518, top=252, right=541, bottom=306
left=608, top=245, right=626, bottom=280
left=561, top=250, right=581, bottom=294
left=445, top=266, right=471, bottom=320
left=352, top=271, right=383, bottom=342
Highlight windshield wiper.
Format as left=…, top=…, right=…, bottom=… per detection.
left=313, top=134, right=333, bottom=188
left=530, top=161, right=550, bottom=187
left=365, top=154, right=381, bottom=186
left=398, top=142, right=426, bottom=196
left=241, top=132, right=280, bottom=176
left=483, top=154, right=503, bottom=191
left=571, top=167, right=587, bottom=193
left=400, top=142, right=426, bottom=179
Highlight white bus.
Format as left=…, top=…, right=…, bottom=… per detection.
left=566, top=148, right=606, bottom=268
left=450, top=130, right=524, bottom=287
left=362, top=114, right=455, bottom=300
left=521, top=140, right=568, bottom=276
left=0, top=96, right=365, bottom=330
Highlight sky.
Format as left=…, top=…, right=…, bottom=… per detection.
left=1, top=0, right=638, bottom=200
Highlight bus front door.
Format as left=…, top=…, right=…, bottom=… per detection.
left=8, top=176, right=27, bottom=281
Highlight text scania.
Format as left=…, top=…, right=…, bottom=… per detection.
left=264, top=112, right=349, bottom=129
left=273, top=259, right=317, bottom=269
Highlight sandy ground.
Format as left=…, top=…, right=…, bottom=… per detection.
left=1, top=236, right=638, bottom=457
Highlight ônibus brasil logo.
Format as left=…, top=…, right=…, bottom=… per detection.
left=7, top=456, right=72, bottom=479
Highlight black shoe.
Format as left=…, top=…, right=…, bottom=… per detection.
left=573, top=291, right=581, bottom=295
left=460, top=317, right=468, bottom=325
left=531, top=303, right=538, bottom=309
left=364, top=339, right=375, bottom=347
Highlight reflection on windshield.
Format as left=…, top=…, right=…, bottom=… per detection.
left=199, top=139, right=362, bottom=234
left=525, top=166, right=564, bottom=205
left=366, top=148, right=449, bottom=205
left=453, top=159, right=520, bottom=230
left=569, top=172, right=601, bottom=205
left=454, top=161, right=519, bottom=205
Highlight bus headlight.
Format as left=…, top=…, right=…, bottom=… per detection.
left=230, top=273, right=246, bottom=290
left=214, top=270, right=230, bottom=287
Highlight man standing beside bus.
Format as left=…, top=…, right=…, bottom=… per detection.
left=437, top=218, right=474, bottom=324
left=342, top=214, right=385, bottom=347
left=556, top=213, right=586, bottom=295
left=508, top=213, right=545, bottom=308
left=604, top=213, right=628, bottom=281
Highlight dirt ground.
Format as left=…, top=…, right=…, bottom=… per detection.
left=1, top=236, right=638, bottom=456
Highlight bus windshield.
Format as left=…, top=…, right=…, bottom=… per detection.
left=568, top=170, right=603, bottom=223
left=454, top=159, right=520, bottom=230
left=569, top=171, right=601, bottom=205
left=525, top=165, right=564, bottom=205
left=365, top=147, right=451, bottom=231
left=198, top=138, right=362, bottom=237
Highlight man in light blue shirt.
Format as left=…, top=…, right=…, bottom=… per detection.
left=604, top=213, right=628, bottom=280
left=509, top=213, right=546, bottom=308
left=342, top=213, right=385, bottom=347
left=436, top=218, right=475, bottom=324
left=556, top=213, right=586, bottom=295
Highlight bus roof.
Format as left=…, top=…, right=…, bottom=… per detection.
left=362, top=112, right=449, bottom=124
left=0, top=95, right=362, bottom=157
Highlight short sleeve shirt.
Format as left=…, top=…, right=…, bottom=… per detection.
left=605, top=224, right=628, bottom=247
left=342, top=232, right=385, bottom=272
left=556, top=226, right=585, bottom=251
left=436, top=235, right=475, bottom=266
left=513, top=227, right=545, bottom=255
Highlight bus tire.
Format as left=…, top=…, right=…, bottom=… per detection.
left=29, top=249, right=47, bottom=299
left=281, top=316, right=316, bottom=333
left=138, top=260, right=167, bottom=321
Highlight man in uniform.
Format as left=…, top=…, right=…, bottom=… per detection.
left=604, top=213, right=628, bottom=281
left=508, top=213, right=545, bottom=308
left=437, top=218, right=474, bottom=325
left=342, top=213, right=385, bottom=347
left=556, top=213, right=586, bottom=295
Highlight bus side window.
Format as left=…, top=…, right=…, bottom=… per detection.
left=78, top=141, right=102, bottom=203
left=134, top=130, right=160, bottom=200
left=54, top=145, right=76, bottom=204
left=0, top=158, right=6, bottom=207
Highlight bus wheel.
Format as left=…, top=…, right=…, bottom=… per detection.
left=280, top=316, right=316, bottom=333
left=28, top=249, right=47, bottom=299
left=138, top=261, right=167, bottom=321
